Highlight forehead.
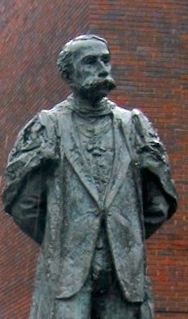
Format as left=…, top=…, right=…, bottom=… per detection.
left=72, top=39, right=110, bottom=60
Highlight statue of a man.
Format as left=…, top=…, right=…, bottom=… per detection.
left=3, top=35, right=177, bottom=319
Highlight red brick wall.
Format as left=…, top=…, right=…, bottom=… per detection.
left=0, top=1, right=89, bottom=318
left=1, top=1, right=187, bottom=318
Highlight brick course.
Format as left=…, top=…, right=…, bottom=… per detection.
left=1, top=1, right=187, bottom=318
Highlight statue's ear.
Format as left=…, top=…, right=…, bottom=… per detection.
left=65, top=70, right=71, bottom=81
left=60, top=69, right=72, bottom=84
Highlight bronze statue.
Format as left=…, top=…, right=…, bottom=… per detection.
left=3, top=35, right=177, bottom=319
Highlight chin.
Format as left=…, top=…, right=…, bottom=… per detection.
left=84, top=89, right=109, bottom=103
left=96, top=90, right=109, bottom=100
left=75, top=79, right=116, bottom=103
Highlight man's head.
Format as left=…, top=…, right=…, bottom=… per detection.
left=57, top=35, right=116, bottom=104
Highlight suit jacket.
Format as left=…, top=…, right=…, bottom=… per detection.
left=3, top=96, right=177, bottom=319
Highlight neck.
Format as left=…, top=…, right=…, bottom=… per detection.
left=73, top=92, right=103, bottom=109
left=67, top=93, right=114, bottom=117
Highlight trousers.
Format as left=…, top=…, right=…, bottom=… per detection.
left=53, top=279, right=140, bottom=319
left=52, top=239, right=148, bottom=319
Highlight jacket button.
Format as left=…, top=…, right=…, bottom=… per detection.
left=100, top=209, right=106, bottom=215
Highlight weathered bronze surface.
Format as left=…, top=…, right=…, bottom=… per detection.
left=3, top=35, right=177, bottom=319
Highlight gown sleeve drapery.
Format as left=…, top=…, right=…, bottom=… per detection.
left=2, top=111, right=59, bottom=244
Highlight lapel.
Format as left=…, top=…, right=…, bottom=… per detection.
left=58, top=109, right=100, bottom=206
left=105, top=108, right=132, bottom=208
left=57, top=104, right=132, bottom=209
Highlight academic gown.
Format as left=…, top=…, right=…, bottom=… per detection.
left=3, top=96, right=177, bottom=319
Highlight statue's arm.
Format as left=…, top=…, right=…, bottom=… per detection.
left=131, top=109, right=177, bottom=239
left=10, top=168, right=47, bottom=244
left=142, top=170, right=170, bottom=239
left=3, top=110, right=59, bottom=244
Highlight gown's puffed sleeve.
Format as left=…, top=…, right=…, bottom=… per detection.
left=131, top=109, right=177, bottom=238
left=2, top=110, right=59, bottom=244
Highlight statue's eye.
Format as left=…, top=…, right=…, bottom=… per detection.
left=83, top=56, right=97, bottom=65
left=102, top=55, right=110, bottom=64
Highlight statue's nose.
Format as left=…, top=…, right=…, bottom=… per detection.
left=98, top=70, right=109, bottom=78
left=98, top=61, right=109, bottom=77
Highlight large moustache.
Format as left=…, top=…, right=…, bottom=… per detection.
left=82, top=76, right=116, bottom=91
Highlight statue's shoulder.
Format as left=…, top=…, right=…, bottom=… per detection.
left=110, top=101, right=150, bottom=129
left=41, top=99, right=70, bottom=116
left=38, top=99, right=71, bottom=127
left=108, top=100, right=138, bottom=125
left=111, top=102, right=142, bottom=118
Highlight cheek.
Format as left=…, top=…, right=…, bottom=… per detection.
left=72, top=70, right=84, bottom=84
left=107, top=65, right=112, bottom=73
left=76, top=68, right=95, bottom=82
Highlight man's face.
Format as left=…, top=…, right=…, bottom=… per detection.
left=70, top=39, right=116, bottom=103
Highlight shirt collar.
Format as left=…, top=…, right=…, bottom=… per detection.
left=67, top=94, right=114, bottom=117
